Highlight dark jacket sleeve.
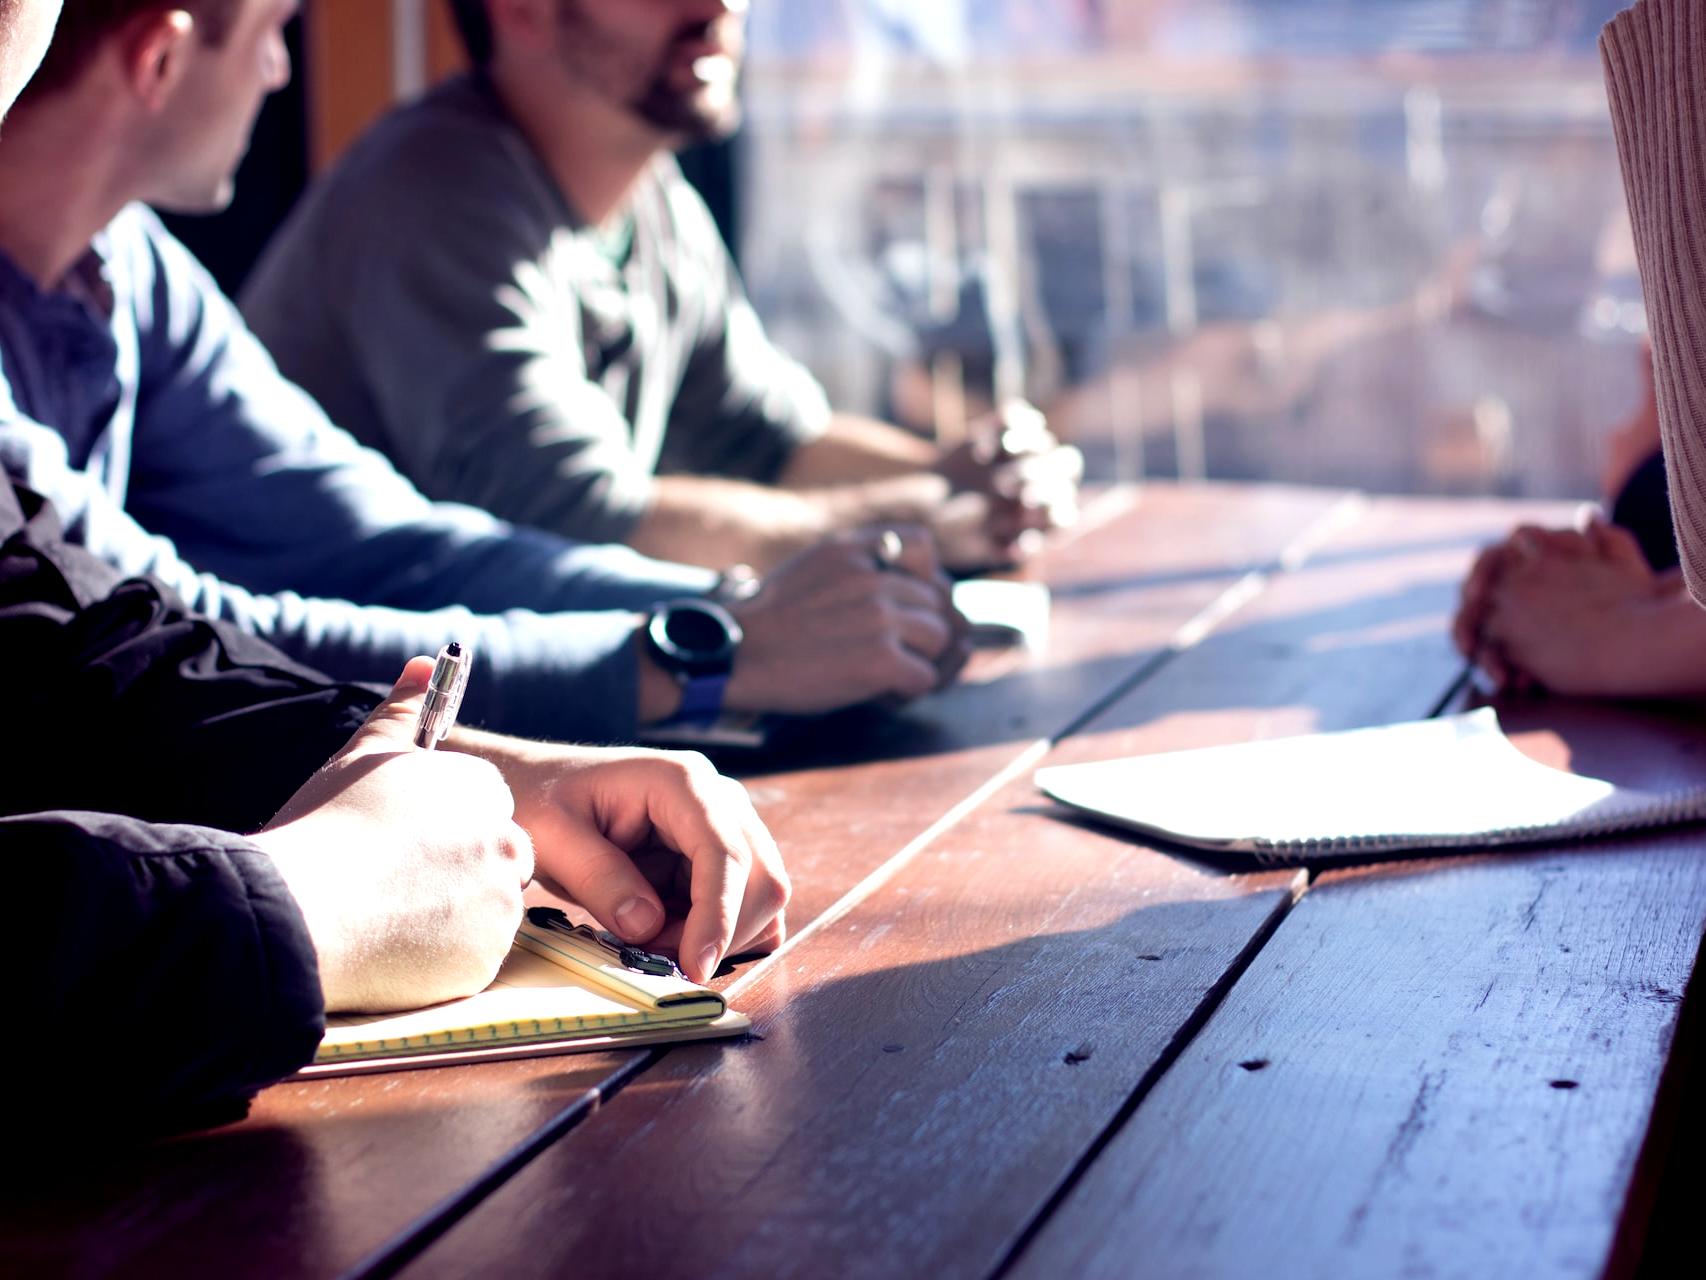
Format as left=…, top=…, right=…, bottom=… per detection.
left=0, top=476, right=381, bottom=833
left=4, top=812, right=325, bottom=1139
left=0, top=473, right=363, bottom=1136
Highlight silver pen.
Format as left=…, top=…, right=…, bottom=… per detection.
left=414, top=641, right=471, bottom=749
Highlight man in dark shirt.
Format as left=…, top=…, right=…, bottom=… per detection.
left=243, top=0, right=1083, bottom=575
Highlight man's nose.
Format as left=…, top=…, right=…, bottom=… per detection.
left=677, top=0, right=748, bottom=22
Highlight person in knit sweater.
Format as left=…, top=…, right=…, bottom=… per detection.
left=1452, top=0, right=1706, bottom=700
left=1602, top=0, right=1706, bottom=599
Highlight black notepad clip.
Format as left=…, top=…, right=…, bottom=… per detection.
left=525, top=906, right=684, bottom=979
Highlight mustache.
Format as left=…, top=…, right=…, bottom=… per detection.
left=669, top=16, right=744, bottom=56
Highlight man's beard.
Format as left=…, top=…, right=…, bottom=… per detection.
left=553, top=0, right=743, bottom=145
left=630, top=73, right=742, bottom=144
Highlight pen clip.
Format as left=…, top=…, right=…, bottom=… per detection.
left=525, top=907, right=684, bottom=979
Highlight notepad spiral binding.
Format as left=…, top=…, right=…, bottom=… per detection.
left=1245, top=786, right=1706, bottom=866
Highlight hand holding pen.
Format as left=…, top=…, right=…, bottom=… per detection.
left=265, top=649, right=790, bottom=989
left=256, top=652, right=533, bottom=1012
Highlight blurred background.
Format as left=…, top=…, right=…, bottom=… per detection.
left=185, top=0, right=1645, bottom=503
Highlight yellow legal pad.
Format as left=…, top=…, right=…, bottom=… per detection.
left=297, top=912, right=750, bottom=1078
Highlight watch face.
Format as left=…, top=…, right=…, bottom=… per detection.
left=649, top=599, right=742, bottom=675
left=665, top=604, right=729, bottom=654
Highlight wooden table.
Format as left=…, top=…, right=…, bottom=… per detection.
left=6, top=482, right=1701, bottom=1280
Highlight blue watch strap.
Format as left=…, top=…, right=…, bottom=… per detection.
left=670, top=672, right=730, bottom=726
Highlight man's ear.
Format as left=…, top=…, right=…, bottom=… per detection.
left=117, top=7, right=197, bottom=111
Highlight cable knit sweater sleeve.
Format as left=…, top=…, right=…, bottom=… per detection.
left=1603, top=0, right=1706, bottom=603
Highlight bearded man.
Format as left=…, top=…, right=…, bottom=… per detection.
left=242, top=0, right=1082, bottom=576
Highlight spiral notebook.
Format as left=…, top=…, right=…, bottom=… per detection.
left=296, top=909, right=749, bottom=1077
left=1035, top=708, right=1706, bottom=865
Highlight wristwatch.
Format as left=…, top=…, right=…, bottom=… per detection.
left=644, top=597, right=744, bottom=724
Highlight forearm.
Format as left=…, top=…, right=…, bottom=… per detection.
left=1611, top=584, right=1706, bottom=698
left=111, top=339, right=715, bottom=616
left=247, top=595, right=655, bottom=745
left=146, top=459, right=713, bottom=618
left=5, top=457, right=673, bottom=748
left=776, top=413, right=941, bottom=489
left=434, top=620, right=677, bottom=745
left=631, top=471, right=950, bottom=572
left=627, top=474, right=828, bottom=570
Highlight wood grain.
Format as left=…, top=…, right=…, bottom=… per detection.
left=1010, top=702, right=1706, bottom=1280
left=0, top=484, right=1345, bottom=1279
left=394, top=494, right=1567, bottom=1280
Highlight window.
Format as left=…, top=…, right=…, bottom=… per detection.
left=740, top=0, right=1643, bottom=498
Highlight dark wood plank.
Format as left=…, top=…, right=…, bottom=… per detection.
left=1010, top=700, right=1706, bottom=1280
left=394, top=493, right=1567, bottom=1280
left=0, top=484, right=1348, bottom=1280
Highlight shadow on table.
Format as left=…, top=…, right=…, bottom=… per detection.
left=731, top=578, right=1464, bottom=777
left=0, top=891, right=1281, bottom=1279
left=1481, top=696, right=1706, bottom=791
left=0, top=1127, right=325, bottom=1278
left=0, top=1051, right=634, bottom=1280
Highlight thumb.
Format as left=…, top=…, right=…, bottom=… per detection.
left=336, top=655, right=437, bottom=761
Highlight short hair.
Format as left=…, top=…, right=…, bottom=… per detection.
left=446, top=0, right=493, bottom=69
left=23, top=0, right=240, bottom=99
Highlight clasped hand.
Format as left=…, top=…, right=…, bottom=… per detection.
left=934, top=400, right=1083, bottom=571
